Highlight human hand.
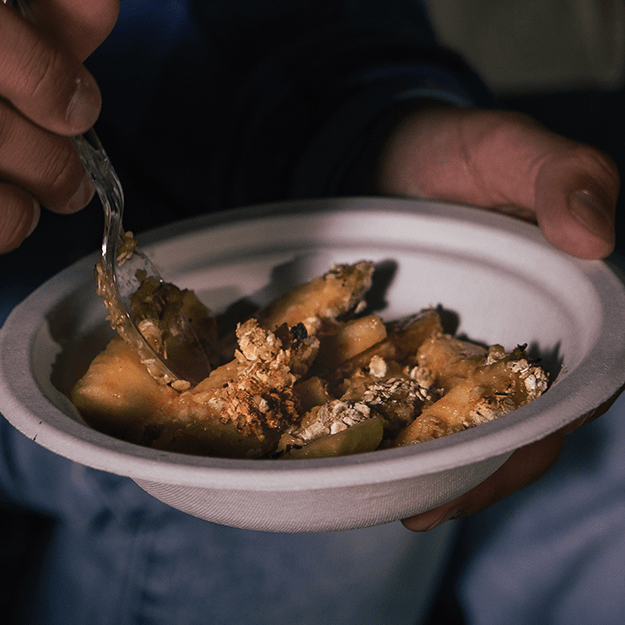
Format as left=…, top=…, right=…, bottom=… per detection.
left=373, top=102, right=621, bottom=529
left=401, top=391, right=622, bottom=532
left=376, top=102, right=619, bottom=260
left=0, top=0, right=119, bottom=253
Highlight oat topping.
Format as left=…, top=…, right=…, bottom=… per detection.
left=289, top=400, right=372, bottom=444
left=368, top=355, right=387, bottom=378
left=73, top=260, right=551, bottom=459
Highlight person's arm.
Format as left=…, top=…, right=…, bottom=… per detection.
left=2, top=0, right=620, bottom=527
left=190, top=0, right=492, bottom=207
left=0, top=0, right=118, bottom=253
left=197, top=0, right=616, bottom=258
left=375, top=102, right=617, bottom=260
left=199, top=0, right=619, bottom=526
left=369, top=95, right=619, bottom=532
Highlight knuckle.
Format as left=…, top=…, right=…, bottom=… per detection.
left=0, top=100, right=81, bottom=209
left=0, top=98, right=85, bottom=211
left=11, top=38, right=80, bottom=124
left=19, top=38, right=66, bottom=100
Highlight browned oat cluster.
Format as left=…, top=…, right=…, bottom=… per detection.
left=71, top=261, right=548, bottom=459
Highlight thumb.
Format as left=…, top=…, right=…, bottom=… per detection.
left=18, top=0, right=119, bottom=61
left=376, top=105, right=619, bottom=260
left=534, top=146, right=618, bottom=259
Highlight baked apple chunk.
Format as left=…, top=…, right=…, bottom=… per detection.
left=71, top=262, right=549, bottom=459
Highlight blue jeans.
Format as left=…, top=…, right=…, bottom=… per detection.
left=0, top=234, right=455, bottom=625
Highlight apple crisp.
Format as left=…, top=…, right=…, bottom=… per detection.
left=71, top=261, right=548, bottom=459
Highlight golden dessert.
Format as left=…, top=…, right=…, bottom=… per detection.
left=71, top=260, right=549, bottom=459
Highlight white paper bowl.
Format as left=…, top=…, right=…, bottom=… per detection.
left=2, top=197, right=625, bottom=533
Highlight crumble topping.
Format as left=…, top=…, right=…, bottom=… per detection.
left=73, top=260, right=551, bottom=459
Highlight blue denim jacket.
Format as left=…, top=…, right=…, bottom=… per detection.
left=86, top=0, right=488, bottom=230
left=6, top=3, right=624, bottom=625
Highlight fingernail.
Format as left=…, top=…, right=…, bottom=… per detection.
left=65, top=71, right=101, bottom=133
left=568, top=190, right=614, bottom=244
left=404, top=506, right=463, bottom=532
left=66, top=171, right=95, bottom=213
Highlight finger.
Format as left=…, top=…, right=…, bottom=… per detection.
left=377, top=106, right=619, bottom=260
left=401, top=429, right=566, bottom=532
left=0, top=182, right=40, bottom=253
left=0, top=100, right=95, bottom=212
left=535, top=147, right=619, bottom=258
left=561, top=378, right=625, bottom=435
left=24, top=0, right=120, bottom=61
left=0, top=3, right=101, bottom=135
left=401, top=380, right=625, bottom=531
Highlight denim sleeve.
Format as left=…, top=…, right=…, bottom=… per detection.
left=87, top=0, right=491, bottom=230
left=190, top=0, right=492, bottom=203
